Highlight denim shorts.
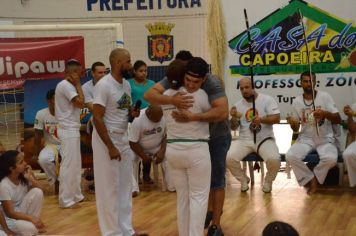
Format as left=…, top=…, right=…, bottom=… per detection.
left=208, top=133, right=232, bottom=189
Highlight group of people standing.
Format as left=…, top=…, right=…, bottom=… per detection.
left=0, top=47, right=355, bottom=236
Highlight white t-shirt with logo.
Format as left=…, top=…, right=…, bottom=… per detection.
left=93, top=73, right=131, bottom=132
left=292, top=90, right=339, bottom=141
left=163, top=87, right=211, bottom=148
left=34, top=108, right=60, bottom=146
left=82, top=80, right=94, bottom=104
left=0, top=177, right=28, bottom=211
left=235, top=93, right=280, bottom=142
left=128, top=109, right=166, bottom=154
left=55, top=80, right=81, bottom=130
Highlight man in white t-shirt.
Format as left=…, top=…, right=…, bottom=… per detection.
left=82, top=61, right=106, bottom=113
left=286, top=71, right=341, bottom=194
left=129, top=105, right=174, bottom=193
left=343, top=103, right=356, bottom=187
left=34, top=89, right=60, bottom=186
left=226, top=77, right=281, bottom=193
left=55, top=59, right=85, bottom=208
left=92, top=48, right=144, bottom=236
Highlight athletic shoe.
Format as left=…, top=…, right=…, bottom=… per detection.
left=262, top=181, right=272, bottom=193
left=241, top=176, right=250, bottom=192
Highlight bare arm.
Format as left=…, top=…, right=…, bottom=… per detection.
left=2, top=200, right=43, bottom=229
left=34, top=129, right=43, bottom=157
left=344, top=105, right=356, bottom=134
left=154, top=135, right=167, bottom=164
left=129, top=142, right=151, bottom=163
left=144, top=83, right=194, bottom=109
left=71, top=83, right=85, bottom=109
left=86, top=102, right=93, bottom=113
left=92, top=104, right=121, bottom=160
left=0, top=211, right=13, bottom=235
left=260, top=113, right=280, bottom=125
left=172, top=96, right=229, bottom=123
left=314, top=109, right=341, bottom=124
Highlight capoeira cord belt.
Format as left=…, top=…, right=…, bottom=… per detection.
left=256, top=137, right=274, bottom=155
left=167, top=139, right=209, bottom=143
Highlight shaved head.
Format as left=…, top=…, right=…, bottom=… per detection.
left=146, top=105, right=163, bottom=123
left=239, top=77, right=254, bottom=100
left=239, top=77, right=252, bottom=87
left=109, top=48, right=132, bottom=79
left=109, top=48, right=130, bottom=67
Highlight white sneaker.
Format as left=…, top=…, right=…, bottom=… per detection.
left=241, top=176, right=250, bottom=192
left=262, top=181, right=272, bottom=193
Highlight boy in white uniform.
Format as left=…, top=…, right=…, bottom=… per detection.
left=226, top=77, right=281, bottom=193
left=129, top=105, right=174, bottom=193
left=286, top=71, right=341, bottom=194
left=163, top=58, right=211, bottom=236
left=55, top=59, right=85, bottom=208
left=92, top=48, right=143, bottom=236
left=34, top=89, right=60, bottom=186
left=343, top=103, right=356, bottom=187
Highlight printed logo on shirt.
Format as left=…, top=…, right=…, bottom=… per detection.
left=245, top=108, right=259, bottom=122
left=117, top=93, right=131, bottom=110
left=143, top=127, right=162, bottom=135
left=301, top=106, right=325, bottom=126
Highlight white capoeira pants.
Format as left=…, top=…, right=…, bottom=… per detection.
left=92, top=129, right=135, bottom=236
left=38, top=144, right=60, bottom=185
left=343, top=141, right=356, bottom=187
left=4, top=188, right=43, bottom=236
left=226, top=139, right=281, bottom=184
left=132, top=155, right=175, bottom=192
left=286, top=140, right=338, bottom=186
left=166, top=143, right=211, bottom=236
left=57, top=128, right=84, bottom=208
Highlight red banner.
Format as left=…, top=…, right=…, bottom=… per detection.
left=0, top=37, right=84, bottom=89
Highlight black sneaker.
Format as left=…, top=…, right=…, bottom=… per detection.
left=204, top=211, right=213, bottom=229
left=207, top=225, right=224, bottom=236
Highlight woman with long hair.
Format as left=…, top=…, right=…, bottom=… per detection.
left=0, top=150, right=45, bottom=235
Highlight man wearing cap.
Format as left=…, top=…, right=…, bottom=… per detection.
left=145, top=55, right=230, bottom=236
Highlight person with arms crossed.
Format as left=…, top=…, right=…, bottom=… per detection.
left=286, top=71, right=341, bottom=194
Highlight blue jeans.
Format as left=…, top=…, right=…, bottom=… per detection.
left=208, top=134, right=232, bottom=189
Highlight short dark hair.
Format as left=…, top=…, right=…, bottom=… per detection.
left=166, top=59, right=186, bottom=89
left=262, top=221, right=299, bottom=236
left=46, top=89, right=55, bottom=100
left=300, top=71, right=316, bottom=80
left=175, top=50, right=193, bottom=61
left=65, top=59, right=81, bottom=68
left=91, top=61, right=105, bottom=72
left=186, top=57, right=208, bottom=78
left=133, top=60, right=147, bottom=71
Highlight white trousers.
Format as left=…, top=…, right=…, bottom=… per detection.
left=0, top=230, right=6, bottom=236
left=57, top=128, right=84, bottom=208
left=38, top=145, right=59, bottom=185
left=286, top=141, right=337, bottom=186
left=5, top=188, right=43, bottom=236
left=343, top=141, right=356, bottom=187
left=166, top=143, right=211, bottom=236
left=226, top=139, right=280, bottom=183
left=92, top=129, right=135, bottom=236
